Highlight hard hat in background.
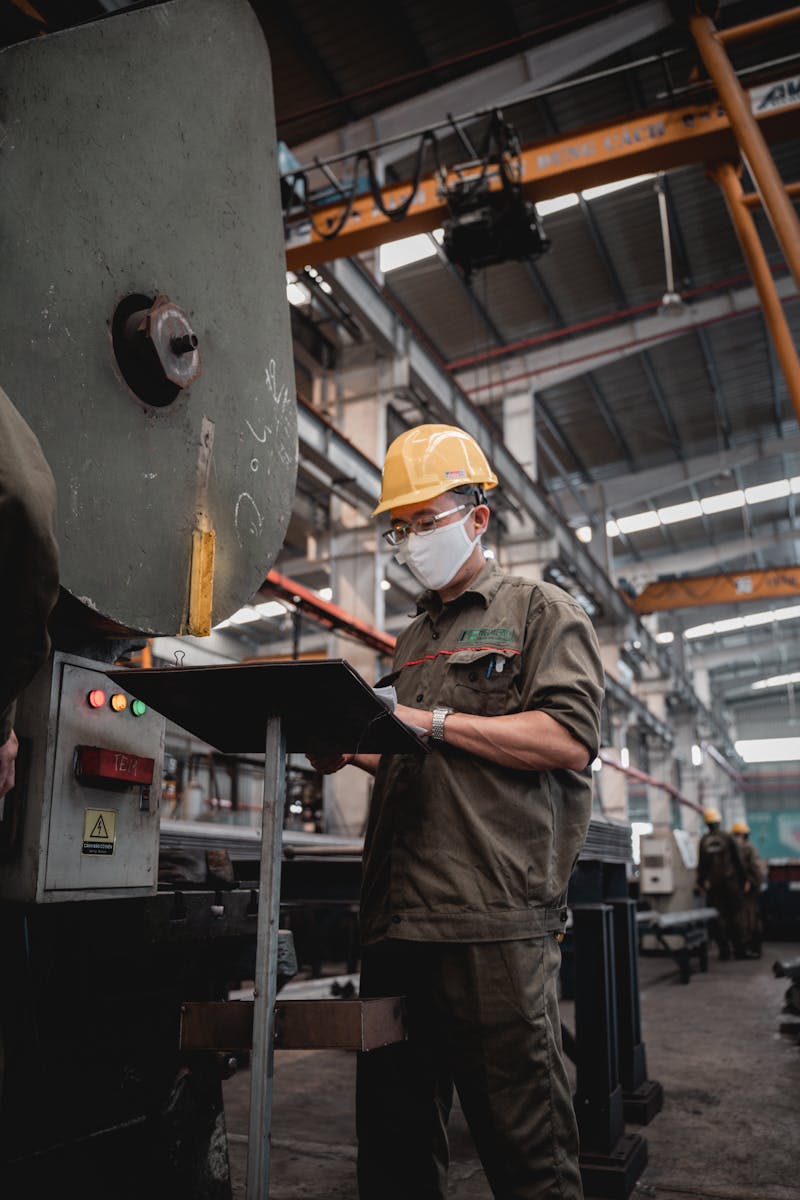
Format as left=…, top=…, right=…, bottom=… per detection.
left=372, top=424, right=498, bottom=517
left=731, top=820, right=750, bottom=834
left=703, top=807, right=722, bottom=824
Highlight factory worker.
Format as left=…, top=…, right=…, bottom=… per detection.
left=0, top=387, right=60, bottom=801
left=731, top=819, right=765, bottom=958
left=697, top=807, right=749, bottom=960
left=308, top=424, right=604, bottom=1200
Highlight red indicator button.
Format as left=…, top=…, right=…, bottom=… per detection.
left=87, top=689, right=106, bottom=709
left=75, top=745, right=155, bottom=786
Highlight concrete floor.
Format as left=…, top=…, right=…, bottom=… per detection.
left=222, top=941, right=800, bottom=1200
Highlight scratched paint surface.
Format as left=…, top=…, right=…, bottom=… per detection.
left=0, top=0, right=298, bottom=635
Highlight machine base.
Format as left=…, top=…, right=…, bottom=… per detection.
left=580, top=1133, right=648, bottom=1200
left=623, top=1079, right=664, bottom=1125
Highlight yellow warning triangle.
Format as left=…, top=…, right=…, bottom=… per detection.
left=89, top=815, right=110, bottom=840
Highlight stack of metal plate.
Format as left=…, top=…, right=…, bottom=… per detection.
left=161, top=814, right=632, bottom=864
left=579, top=815, right=633, bottom=863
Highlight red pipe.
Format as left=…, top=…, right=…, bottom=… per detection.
left=260, top=569, right=396, bottom=658
left=277, top=2, right=624, bottom=128
left=447, top=266, right=788, bottom=373
left=598, top=750, right=705, bottom=814
left=463, top=293, right=799, bottom=396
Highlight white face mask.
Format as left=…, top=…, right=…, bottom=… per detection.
left=394, top=510, right=481, bottom=591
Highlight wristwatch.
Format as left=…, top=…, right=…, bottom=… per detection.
left=430, top=707, right=453, bottom=743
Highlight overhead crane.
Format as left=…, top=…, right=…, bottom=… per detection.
left=626, top=565, right=800, bottom=614
left=283, top=81, right=800, bottom=271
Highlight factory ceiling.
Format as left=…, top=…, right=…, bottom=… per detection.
left=3, top=0, right=800, bottom=733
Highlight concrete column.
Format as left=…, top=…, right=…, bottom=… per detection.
left=502, top=389, right=537, bottom=482
left=322, top=361, right=389, bottom=836
left=598, top=730, right=630, bottom=824
left=645, top=741, right=675, bottom=829
left=672, top=714, right=703, bottom=835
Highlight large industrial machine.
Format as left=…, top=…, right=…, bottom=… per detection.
left=0, top=1, right=298, bottom=1194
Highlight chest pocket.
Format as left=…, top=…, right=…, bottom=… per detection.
left=442, top=647, right=518, bottom=716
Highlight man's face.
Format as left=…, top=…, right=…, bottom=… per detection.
left=388, top=490, right=478, bottom=537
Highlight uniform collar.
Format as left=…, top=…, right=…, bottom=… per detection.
left=415, top=557, right=503, bottom=616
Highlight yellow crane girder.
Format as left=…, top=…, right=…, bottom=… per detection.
left=284, top=79, right=800, bottom=270
left=627, top=565, right=800, bottom=614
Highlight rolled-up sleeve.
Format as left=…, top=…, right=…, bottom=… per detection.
left=519, top=592, right=604, bottom=758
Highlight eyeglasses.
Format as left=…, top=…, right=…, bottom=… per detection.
left=382, top=503, right=471, bottom=547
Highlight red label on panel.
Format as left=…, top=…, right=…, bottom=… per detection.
left=75, top=745, right=154, bottom=786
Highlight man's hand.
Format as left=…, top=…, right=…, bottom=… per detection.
left=0, top=729, right=19, bottom=800
left=306, top=752, right=354, bottom=775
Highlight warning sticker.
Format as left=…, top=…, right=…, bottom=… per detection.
left=82, top=808, right=117, bottom=856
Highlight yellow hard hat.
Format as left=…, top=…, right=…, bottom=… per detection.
left=703, top=807, right=722, bottom=824
left=372, top=424, right=498, bottom=517
left=731, top=820, right=750, bottom=834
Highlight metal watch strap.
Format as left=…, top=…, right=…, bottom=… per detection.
left=431, top=707, right=453, bottom=743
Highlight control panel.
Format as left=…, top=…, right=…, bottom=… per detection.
left=0, top=652, right=164, bottom=903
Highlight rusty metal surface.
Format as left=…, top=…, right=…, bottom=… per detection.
left=0, top=0, right=297, bottom=636
left=181, top=997, right=407, bottom=1051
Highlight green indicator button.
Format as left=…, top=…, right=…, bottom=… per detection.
left=131, top=699, right=147, bottom=717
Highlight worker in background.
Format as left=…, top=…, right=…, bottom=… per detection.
left=731, top=819, right=765, bottom=958
left=0, top=386, right=60, bottom=801
left=308, top=424, right=604, bottom=1200
left=696, top=806, right=750, bottom=961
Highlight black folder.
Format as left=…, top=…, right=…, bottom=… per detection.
left=106, top=659, right=428, bottom=757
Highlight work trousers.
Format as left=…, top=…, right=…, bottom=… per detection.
left=707, top=882, right=747, bottom=958
left=741, top=891, right=762, bottom=954
left=356, top=935, right=583, bottom=1200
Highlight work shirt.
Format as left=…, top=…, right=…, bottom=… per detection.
left=738, top=838, right=764, bottom=889
left=360, top=559, right=604, bottom=945
left=697, top=828, right=746, bottom=891
left=0, top=386, right=60, bottom=743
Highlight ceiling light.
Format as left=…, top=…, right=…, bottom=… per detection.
left=713, top=617, right=745, bottom=634
left=575, top=525, right=592, bottom=543
left=658, top=500, right=703, bottom=525
left=744, top=479, right=791, bottom=504
left=743, top=611, right=775, bottom=627
left=606, top=520, right=620, bottom=538
left=774, top=604, right=800, bottom=621
left=380, top=579, right=391, bottom=591
left=752, top=671, right=800, bottom=690
left=536, top=193, right=580, bottom=215
left=655, top=631, right=674, bottom=644
left=685, top=622, right=716, bottom=639
left=615, top=511, right=660, bottom=534
left=227, top=606, right=262, bottom=624
left=286, top=280, right=311, bottom=306
left=379, top=234, right=438, bottom=273
left=581, top=173, right=656, bottom=201
left=691, top=744, right=703, bottom=766
left=700, top=489, right=745, bottom=514
left=255, top=601, right=288, bottom=618
left=735, top=737, right=800, bottom=763
left=317, top=587, right=333, bottom=601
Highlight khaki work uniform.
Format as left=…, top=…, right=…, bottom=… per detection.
left=737, top=838, right=765, bottom=954
left=0, top=386, right=60, bottom=744
left=697, top=828, right=748, bottom=959
left=357, top=561, right=604, bottom=1200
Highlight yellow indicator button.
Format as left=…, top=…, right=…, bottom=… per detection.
left=110, top=693, right=128, bottom=713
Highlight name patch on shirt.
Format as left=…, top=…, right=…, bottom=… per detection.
left=458, top=626, right=516, bottom=645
